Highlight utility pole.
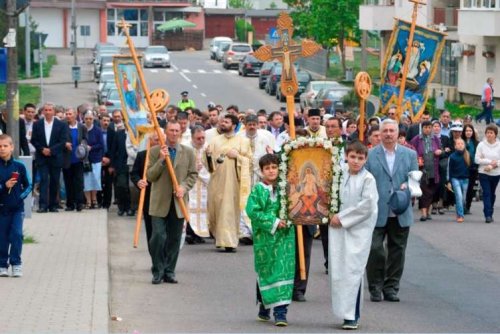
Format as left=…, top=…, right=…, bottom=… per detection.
left=71, top=0, right=78, bottom=88
left=6, top=0, right=20, bottom=157
left=25, top=5, right=31, bottom=78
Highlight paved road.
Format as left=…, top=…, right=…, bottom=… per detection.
left=108, top=50, right=500, bottom=333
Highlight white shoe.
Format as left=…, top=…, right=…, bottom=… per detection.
left=11, top=265, right=22, bottom=277
left=0, top=267, right=8, bottom=277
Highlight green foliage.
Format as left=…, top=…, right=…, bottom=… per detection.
left=0, top=84, right=41, bottom=105
left=269, top=1, right=277, bottom=9
left=229, top=0, right=253, bottom=9
left=23, top=232, right=37, bottom=244
left=235, top=19, right=254, bottom=42
left=18, top=55, right=57, bottom=79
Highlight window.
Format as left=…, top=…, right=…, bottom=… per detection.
left=107, top=22, right=115, bottom=36
left=140, top=22, right=148, bottom=37
left=118, top=9, right=138, bottom=21
left=80, top=25, right=90, bottom=37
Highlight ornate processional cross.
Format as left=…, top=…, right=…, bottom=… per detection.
left=254, top=12, right=321, bottom=139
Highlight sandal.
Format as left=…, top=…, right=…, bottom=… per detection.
left=91, top=201, right=98, bottom=209
left=85, top=203, right=92, bottom=210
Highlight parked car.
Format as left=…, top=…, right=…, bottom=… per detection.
left=313, top=86, right=351, bottom=114
left=222, top=43, right=253, bottom=69
left=98, top=71, right=115, bottom=92
left=238, top=55, right=263, bottom=76
left=103, top=89, right=123, bottom=113
left=210, top=36, right=233, bottom=60
left=97, top=81, right=117, bottom=105
left=276, top=70, right=312, bottom=102
left=94, top=51, right=118, bottom=79
left=143, top=45, right=171, bottom=68
left=299, top=80, right=341, bottom=110
left=265, top=63, right=282, bottom=95
left=258, top=61, right=277, bottom=89
left=93, top=42, right=114, bottom=60
left=215, top=41, right=231, bottom=62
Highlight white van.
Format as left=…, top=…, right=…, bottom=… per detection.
left=210, top=36, right=233, bottom=60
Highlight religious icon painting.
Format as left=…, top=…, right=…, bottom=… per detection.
left=278, top=138, right=342, bottom=225
left=380, top=19, right=446, bottom=119
left=113, top=55, right=150, bottom=145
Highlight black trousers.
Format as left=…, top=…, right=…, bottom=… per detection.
left=63, top=162, right=84, bottom=209
left=319, top=224, right=329, bottom=270
left=366, top=217, right=410, bottom=296
left=114, top=169, right=131, bottom=211
left=465, top=169, right=479, bottom=211
left=97, top=166, right=113, bottom=208
left=38, top=164, right=61, bottom=210
left=149, top=200, right=184, bottom=278
left=293, top=226, right=314, bottom=296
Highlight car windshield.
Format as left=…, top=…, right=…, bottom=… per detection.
left=233, top=45, right=251, bottom=52
left=109, top=90, right=120, bottom=99
left=101, top=72, right=114, bottom=81
left=219, top=42, right=231, bottom=50
left=312, top=82, right=339, bottom=91
left=145, top=46, right=168, bottom=54
left=297, top=72, right=310, bottom=82
left=327, top=89, right=350, bottom=100
left=100, top=46, right=119, bottom=53
left=245, top=55, right=258, bottom=62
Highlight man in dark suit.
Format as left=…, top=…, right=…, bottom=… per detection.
left=406, top=109, right=431, bottom=141
left=147, top=121, right=197, bottom=285
left=97, top=113, right=114, bottom=209
left=365, top=119, right=419, bottom=302
left=30, top=102, right=68, bottom=212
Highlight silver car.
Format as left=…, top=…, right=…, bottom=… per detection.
left=299, top=81, right=341, bottom=110
left=143, top=45, right=171, bottom=68
left=103, top=89, right=123, bottom=113
left=215, top=41, right=231, bottom=62
left=222, top=43, right=253, bottom=69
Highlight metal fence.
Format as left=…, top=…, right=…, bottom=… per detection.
left=296, top=48, right=328, bottom=79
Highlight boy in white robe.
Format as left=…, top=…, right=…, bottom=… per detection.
left=329, top=141, right=379, bottom=330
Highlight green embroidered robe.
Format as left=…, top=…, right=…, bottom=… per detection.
left=246, top=182, right=296, bottom=309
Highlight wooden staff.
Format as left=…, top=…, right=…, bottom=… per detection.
left=133, top=139, right=151, bottom=248
left=118, top=19, right=190, bottom=226
left=355, top=72, right=373, bottom=142
left=396, top=0, right=427, bottom=121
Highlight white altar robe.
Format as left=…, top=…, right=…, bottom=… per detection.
left=328, top=167, right=378, bottom=320
left=188, top=143, right=210, bottom=237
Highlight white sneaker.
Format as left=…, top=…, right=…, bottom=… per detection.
left=11, top=265, right=22, bottom=277
left=0, top=267, right=8, bottom=277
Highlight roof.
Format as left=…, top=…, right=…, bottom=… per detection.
left=204, top=8, right=246, bottom=15
left=245, top=9, right=290, bottom=17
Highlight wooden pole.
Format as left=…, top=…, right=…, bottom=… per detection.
left=133, top=139, right=151, bottom=248
left=359, top=99, right=366, bottom=142
left=119, top=19, right=190, bottom=223
left=286, top=94, right=305, bottom=280
left=396, top=0, right=426, bottom=121
left=355, top=72, right=373, bottom=144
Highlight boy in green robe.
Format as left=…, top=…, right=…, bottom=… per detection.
left=246, top=154, right=296, bottom=327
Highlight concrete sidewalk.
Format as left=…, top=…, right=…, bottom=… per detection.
left=0, top=209, right=109, bottom=333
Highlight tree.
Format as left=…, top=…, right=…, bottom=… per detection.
left=228, top=0, right=253, bottom=9
left=284, top=0, right=362, bottom=74
left=235, top=18, right=254, bottom=42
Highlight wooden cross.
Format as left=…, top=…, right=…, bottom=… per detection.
left=254, top=12, right=321, bottom=139
left=254, top=12, right=322, bottom=281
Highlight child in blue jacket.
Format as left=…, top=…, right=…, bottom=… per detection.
left=0, top=134, right=32, bottom=277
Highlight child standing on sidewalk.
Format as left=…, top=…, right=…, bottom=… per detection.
left=0, top=134, right=32, bottom=277
left=447, top=138, right=470, bottom=223
left=246, top=153, right=295, bottom=327
left=329, top=141, right=378, bottom=330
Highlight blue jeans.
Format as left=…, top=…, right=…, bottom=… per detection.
left=451, top=178, right=469, bottom=218
left=273, top=304, right=288, bottom=317
left=0, top=211, right=24, bottom=268
left=477, top=102, right=494, bottom=124
left=479, top=173, right=500, bottom=218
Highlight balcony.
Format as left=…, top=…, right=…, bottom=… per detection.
left=434, top=7, right=459, bottom=28
left=359, top=0, right=395, bottom=31
left=458, top=0, right=500, bottom=36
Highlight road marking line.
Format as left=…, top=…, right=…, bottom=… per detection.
left=165, top=69, right=174, bottom=73
left=201, top=93, right=207, bottom=97
left=198, top=69, right=206, bottom=73
left=172, top=65, right=179, bottom=70
left=228, top=70, right=238, bottom=75
left=180, top=72, right=191, bottom=83
left=150, top=69, right=158, bottom=73
left=182, top=69, right=190, bottom=73
left=193, top=84, right=198, bottom=89
left=213, top=70, right=221, bottom=74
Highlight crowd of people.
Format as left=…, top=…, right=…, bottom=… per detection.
left=1, top=94, right=499, bottom=330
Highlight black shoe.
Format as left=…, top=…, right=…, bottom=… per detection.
left=431, top=208, right=437, bottom=215
left=65, top=206, right=75, bottom=211
left=485, top=216, right=493, bottom=223
left=370, top=291, right=382, bottom=302
left=164, top=275, right=178, bottom=284
left=419, top=216, right=427, bottom=222
left=185, top=236, right=195, bottom=245
left=151, top=275, right=162, bottom=285
left=426, top=215, right=432, bottom=220
left=224, top=247, right=236, bottom=253
left=126, top=209, right=135, bottom=217
left=383, top=293, right=400, bottom=302
left=76, top=205, right=84, bottom=212
left=117, top=210, right=125, bottom=216
left=194, top=236, right=206, bottom=244
left=36, top=208, right=48, bottom=213
left=239, top=237, right=253, bottom=245
left=438, top=208, right=445, bottom=215
left=342, top=319, right=359, bottom=330
left=49, top=208, right=59, bottom=213
left=292, top=292, right=306, bottom=302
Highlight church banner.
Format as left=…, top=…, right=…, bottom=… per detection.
left=113, top=55, right=150, bottom=146
left=380, top=20, right=446, bottom=118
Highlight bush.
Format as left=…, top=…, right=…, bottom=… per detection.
left=235, top=19, right=254, bottom=42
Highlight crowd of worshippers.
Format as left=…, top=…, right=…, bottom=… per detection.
left=1, top=101, right=498, bottom=226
